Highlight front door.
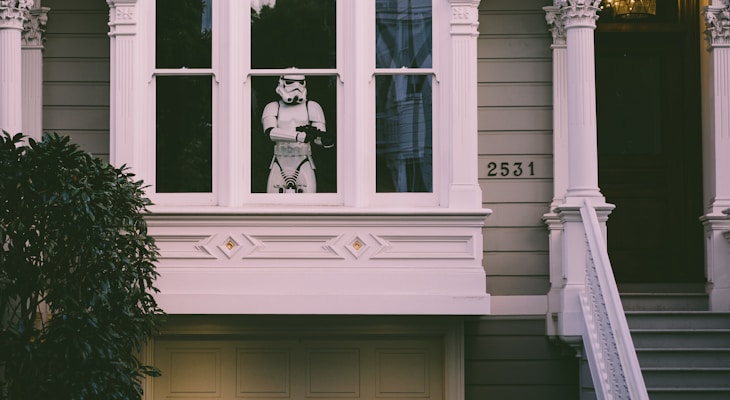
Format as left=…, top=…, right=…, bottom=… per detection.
left=595, top=30, right=703, bottom=283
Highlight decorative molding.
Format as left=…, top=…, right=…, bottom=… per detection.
left=584, top=241, right=630, bottom=399
left=544, top=5, right=567, bottom=47
left=146, top=212, right=489, bottom=315
left=155, top=231, right=475, bottom=261
left=704, top=5, right=730, bottom=47
left=107, top=0, right=137, bottom=36
left=556, top=0, right=601, bottom=29
left=370, top=234, right=474, bottom=260
left=21, top=7, right=48, bottom=48
left=448, top=0, right=480, bottom=37
left=0, top=0, right=32, bottom=30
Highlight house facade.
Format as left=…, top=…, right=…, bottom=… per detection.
left=1, top=0, right=729, bottom=399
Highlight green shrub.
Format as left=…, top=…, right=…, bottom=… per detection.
left=0, top=132, right=165, bottom=399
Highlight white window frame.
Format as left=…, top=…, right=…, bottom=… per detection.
left=109, top=0, right=482, bottom=212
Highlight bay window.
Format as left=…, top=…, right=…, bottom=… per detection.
left=108, top=0, right=488, bottom=315
left=126, top=0, right=451, bottom=208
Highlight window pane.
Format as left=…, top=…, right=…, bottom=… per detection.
left=251, top=0, right=336, bottom=69
left=156, top=76, right=213, bottom=193
left=251, top=75, right=337, bottom=193
left=376, top=75, right=432, bottom=193
left=376, top=0, right=432, bottom=69
left=156, top=0, right=212, bottom=68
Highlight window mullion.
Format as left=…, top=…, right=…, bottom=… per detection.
left=343, top=0, right=375, bottom=207
left=218, top=0, right=246, bottom=206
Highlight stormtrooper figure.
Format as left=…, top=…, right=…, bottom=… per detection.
left=261, top=73, right=334, bottom=193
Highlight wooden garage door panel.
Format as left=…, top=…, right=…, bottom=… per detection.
left=154, top=338, right=443, bottom=400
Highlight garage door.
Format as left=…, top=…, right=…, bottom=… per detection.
left=153, top=337, right=444, bottom=400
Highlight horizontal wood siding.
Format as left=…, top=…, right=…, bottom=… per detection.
left=478, top=0, right=553, bottom=296
left=465, top=316, right=578, bottom=400
left=42, top=1, right=110, bottom=161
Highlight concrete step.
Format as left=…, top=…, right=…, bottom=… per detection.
left=645, top=388, right=730, bottom=400
left=631, top=329, right=730, bottom=348
left=626, top=312, right=730, bottom=330
left=636, top=349, right=730, bottom=368
left=621, top=293, right=709, bottom=311
left=642, top=368, right=730, bottom=388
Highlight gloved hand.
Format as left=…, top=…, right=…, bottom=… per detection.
left=320, top=131, right=335, bottom=148
left=296, top=125, right=319, bottom=143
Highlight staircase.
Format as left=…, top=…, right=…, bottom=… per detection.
left=621, top=284, right=730, bottom=400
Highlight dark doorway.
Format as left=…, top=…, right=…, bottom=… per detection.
left=595, top=7, right=704, bottom=283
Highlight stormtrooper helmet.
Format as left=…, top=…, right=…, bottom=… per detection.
left=276, top=73, right=307, bottom=104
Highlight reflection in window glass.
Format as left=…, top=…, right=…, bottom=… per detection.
left=251, top=0, right=336, bottom=69
left=251, top=75, right=338, bottom=193
left=376, top=0, right=432, bottom=69
left=376, top=75, right=432, bottom=193
left=156, top=0, right=212, bottom=68
left=156, top=76, right=212, bottom=193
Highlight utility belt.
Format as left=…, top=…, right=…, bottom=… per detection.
left=273, top=142, right=311, bottom=157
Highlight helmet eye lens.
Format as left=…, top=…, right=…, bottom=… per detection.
left=284, top=79, right=305, bottom=86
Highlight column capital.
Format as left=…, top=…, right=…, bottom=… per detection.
left=544, top=5, right=567, bottom=47
left=555, top=0, right=601, bottom=29
left=107, top=0, right=137, bottom=37
left=449, top=0, right=480, bottom=36
left=704, top=5, right=730, bottom=47
left=21, top=6, right=48, bottom=48
left=0, top=0, right=33, bottom=30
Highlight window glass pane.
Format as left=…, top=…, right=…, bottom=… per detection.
left=156, top=0, right=212, bottom=69
left=376, top=0, right=432, bottom=69
left=251, top=75, right=337, bottom=193
left=251, top=0, right=336, bottom=69
left=376, top=75, right=432, bottom=193
left=156, top=76, right=213, bottom=193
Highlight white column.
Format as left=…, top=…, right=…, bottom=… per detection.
left=0, top=0, right=33, bottom=136
left=551, top=0, right=612, bottom=337
left=543, top=5, right=568, bottom=336
left=545, top=6, right=569, bottom=210
left=701, top=1, right=730, bottom=311
left=21, top=6, right=49, bottom=141
left=107, top=0, right=139, bottom=168
left=447, top=0, right=483, bottom=209
left=561, top=0, right=603, bottom=202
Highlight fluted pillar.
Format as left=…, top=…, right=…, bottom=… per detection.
left=0, top=0, right=33, bottom=135
left=543, top=5, right=568, bottom=336
left=107, top=0, right=138, bottom=168
left=447, top=0, right=483, bottom=208
left=545, top=6, right=569, bottom=210
left=701, top=0, right=730, bottom=311
left=561, top=0, right=603, bottom=201
left=548, top=1, right=613, bottom=338
left=21, top=5, right=48, bottom=141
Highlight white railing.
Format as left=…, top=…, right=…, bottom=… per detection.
left=579, top=199, right=649, bottom=400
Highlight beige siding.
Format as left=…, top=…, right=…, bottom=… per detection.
left=43, top=1, right=110, bottom=161
left=478, top=0, right=553, bottom=296
left=465, top=316, right=578, bottom=400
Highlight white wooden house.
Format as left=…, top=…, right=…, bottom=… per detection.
left=1, top=0, right=730, bottom=398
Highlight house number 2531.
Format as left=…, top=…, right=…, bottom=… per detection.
left=486, top=161, right=535, bottom=177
